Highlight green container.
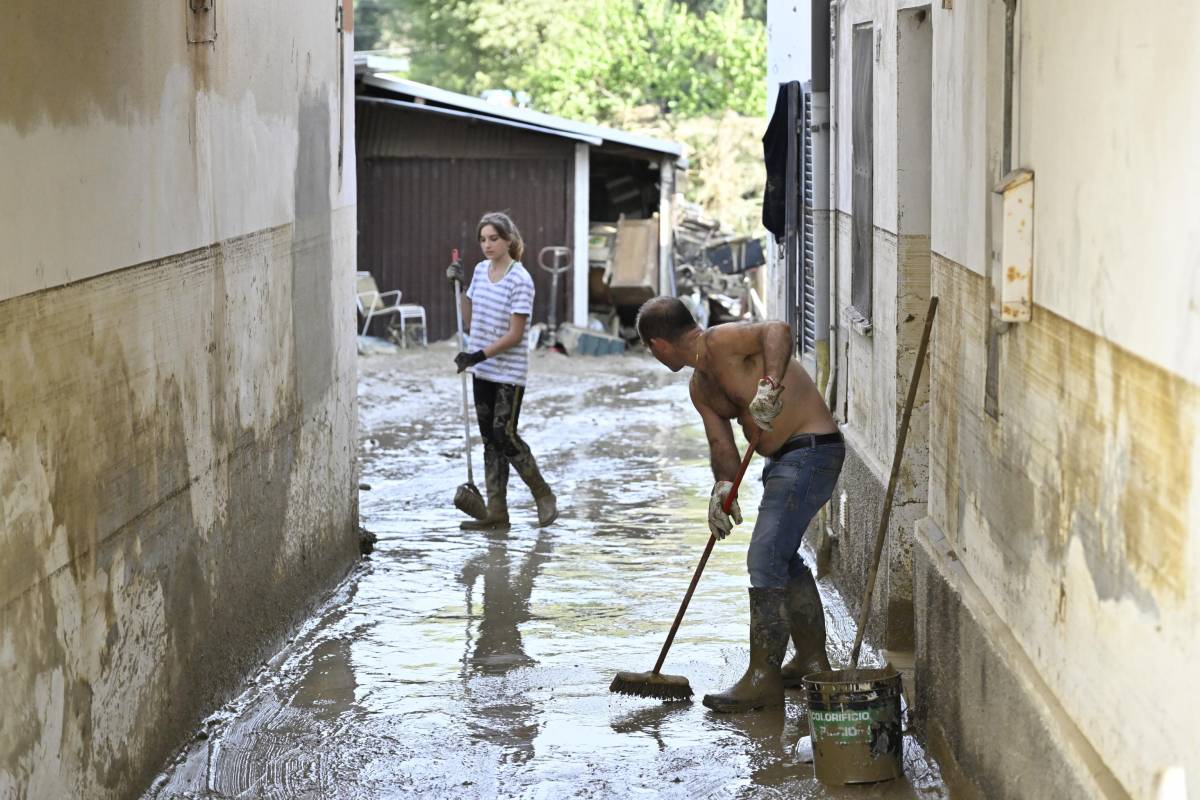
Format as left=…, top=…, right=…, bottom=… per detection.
left=803, top=667, right=904, bottom=785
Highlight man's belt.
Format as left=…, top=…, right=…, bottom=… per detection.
left=773, top=431, right=844, bottom=457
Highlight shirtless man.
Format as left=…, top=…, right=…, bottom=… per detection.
left=636, top=296, right=845, bottom=713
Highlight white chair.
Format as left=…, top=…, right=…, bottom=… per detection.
left=355, top=271, right=427, bottom=347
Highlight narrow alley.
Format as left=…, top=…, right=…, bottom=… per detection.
left=142, top=345, right=948, bottom=799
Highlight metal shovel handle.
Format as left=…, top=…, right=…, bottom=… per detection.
left=451, top=249, right=474, bottom=485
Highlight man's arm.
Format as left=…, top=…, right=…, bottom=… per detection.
left=757, top=321, right=793, bottom=385
left=690, top=378, right=741, bottom=482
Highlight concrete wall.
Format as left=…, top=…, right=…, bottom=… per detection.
left=0, top=3, right=359, bottom=798
left=821, top=0, right=1200, bottom=796
left=763, top=0, right=814, bottom=323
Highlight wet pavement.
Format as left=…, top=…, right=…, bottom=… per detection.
left=144, top=342, right=949, bottom=799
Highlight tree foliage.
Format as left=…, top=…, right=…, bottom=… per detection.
left=360, top=0, right=765, bottom=123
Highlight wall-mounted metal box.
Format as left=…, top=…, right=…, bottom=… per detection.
left=187, top=0, right=216, bottom=44
left=992, top=168, right=1034, bottom=322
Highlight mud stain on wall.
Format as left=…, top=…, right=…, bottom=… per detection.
left=292, top=91, right=335, bottom=411
left=0, top=220, right=357, bottom=799
left=929, top=253, right=1194, bottom=610
left=0, top=2, right=184, bottom=134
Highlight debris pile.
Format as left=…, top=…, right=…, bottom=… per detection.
left=672, top=200, right=766, bottom=329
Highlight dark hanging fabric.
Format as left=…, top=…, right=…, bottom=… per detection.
left=761, top=82, right=797, bottom=240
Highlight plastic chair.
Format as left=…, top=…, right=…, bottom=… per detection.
left=355, top=271, right=427, bottom=346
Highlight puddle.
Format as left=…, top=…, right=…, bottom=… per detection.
left=143, top=343, right=949, bottom=799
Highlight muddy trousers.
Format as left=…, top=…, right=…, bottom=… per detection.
left=473, top=377, right=549, bottom=510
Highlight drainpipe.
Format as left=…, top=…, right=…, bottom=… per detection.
left=1002, top=0, right=1016, bottom=175
left=811, top=0, right=832, bottom=401
left=984, top=0, right=1018, bottom=418
left=824, top=0, right=841, bottom=414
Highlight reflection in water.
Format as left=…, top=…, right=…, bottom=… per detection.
left=290, top=635, right=359, bottom=722
left=459, top=527, right=554, bottom=765
left=608, top=702, right=692, bottom=751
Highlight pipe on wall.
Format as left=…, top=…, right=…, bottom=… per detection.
left=825, top=0, right=842, bottom=415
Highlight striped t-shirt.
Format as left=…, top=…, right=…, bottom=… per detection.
left=466, top=260, right=535, bottom=385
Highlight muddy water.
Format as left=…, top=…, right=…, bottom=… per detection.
left=144, top=343, right=949, bottom=799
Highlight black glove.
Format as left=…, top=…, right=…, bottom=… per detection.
left=446, top=260, right=465, bottom=284
left=455, top=350, right=487, bottom=373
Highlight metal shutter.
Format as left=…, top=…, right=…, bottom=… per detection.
left=801, top=84, right=817, bottom=354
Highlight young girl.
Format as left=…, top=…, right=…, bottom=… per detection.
left=448, top=212, right=557, bottom=529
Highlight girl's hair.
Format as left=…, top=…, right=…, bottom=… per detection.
left=477, top=211, right=525, bottom=261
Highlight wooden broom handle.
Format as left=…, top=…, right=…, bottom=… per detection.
left=652, top=427, right=762, bottom=675
left=849, top=296, right=938, bottom=669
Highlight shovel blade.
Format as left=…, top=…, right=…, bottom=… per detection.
left=454, top=482, right=487, bottom=519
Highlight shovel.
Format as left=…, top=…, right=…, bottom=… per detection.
left=450, top=249, right=487, bottom=520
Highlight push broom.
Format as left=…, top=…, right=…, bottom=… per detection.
left=610, top=427, right=762, bottom=701
left=449, top=248, right=487, bottom=520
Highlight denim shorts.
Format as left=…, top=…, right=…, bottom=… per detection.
left=745, top=439, right=845, bottom=587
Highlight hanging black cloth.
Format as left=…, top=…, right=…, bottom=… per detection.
left=761, top=82, right=798, bottom=239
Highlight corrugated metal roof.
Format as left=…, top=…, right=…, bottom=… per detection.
left=362, top=73, right=685, bottom=162
left=356, top=99, right=577, bottom=162
left=358, top=96, right=602, bottom=146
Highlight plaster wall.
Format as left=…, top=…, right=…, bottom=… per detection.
left=764, top=0, right=814, bottom=323
left=766, top=0, right=813, bottom=115
left=920, top=3, right=1200, bottom=794
left=1016, top=1, right=1200, bottom=383
left=0, top=0, right=357, bottom=302
left=0, top=3, right=359, bottom=797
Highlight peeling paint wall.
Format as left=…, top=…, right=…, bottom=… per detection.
left=821, top=0, right=1200, bottom=797
left=0, top=3, right=359, bottom=798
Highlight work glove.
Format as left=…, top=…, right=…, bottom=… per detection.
left=708, top=480, right=743, bottom=540
left=455, top=350, right=487, bottom=373
left=446, top=259, right=466, bottom=285
left=749, top=378, right=784, bottom=431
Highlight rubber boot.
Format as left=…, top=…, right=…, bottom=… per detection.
left=533, top=486, right=558, bottom=527
left=508, top=446, right=557, bottom=527
left=702, top=587, right=789, bottom=713
left=780, top=569, right=832, bottom=688
left=461, top=446, right=510, bottom=530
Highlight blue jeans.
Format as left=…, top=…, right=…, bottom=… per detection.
left=746, top=440, right=845, bottom=588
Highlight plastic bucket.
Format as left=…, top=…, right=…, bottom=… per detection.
left=803, top=667, right=904, bottom=785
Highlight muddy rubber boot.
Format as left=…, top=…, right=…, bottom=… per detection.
left=780, top=570, right=832, bottom=688
left=702, top=587, right=789, bottom=714
left=508, top=446, right=556, bottom=527
left=533, top=486, right=558, bottom=527
left=461, top=447, right=510, bottom=530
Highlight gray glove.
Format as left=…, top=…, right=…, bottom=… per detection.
left=749, top=378, right=784, bottom=431
left=446, top=260, right=465, bottom=285
left=708, top=480, right=743, bottom=540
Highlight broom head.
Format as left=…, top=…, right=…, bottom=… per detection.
left=454, top=482, right=487, bottom=520
left=609, top=670, right=693, bottom=702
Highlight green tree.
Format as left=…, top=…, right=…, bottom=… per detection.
left=366, top=0, right=765, bottom=123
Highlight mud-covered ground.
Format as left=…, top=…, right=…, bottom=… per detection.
left=144, top=342, right=949, bottom=799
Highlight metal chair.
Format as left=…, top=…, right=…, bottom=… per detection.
left=355, top=271, right=427, bottom=346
